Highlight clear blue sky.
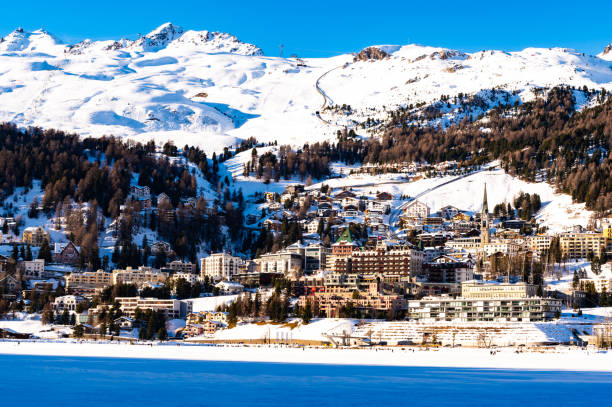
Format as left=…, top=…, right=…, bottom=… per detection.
left=1, top=0, right=611, bottom=57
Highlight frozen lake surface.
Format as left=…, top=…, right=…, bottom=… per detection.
left=1, top=354, right=611, bottom=406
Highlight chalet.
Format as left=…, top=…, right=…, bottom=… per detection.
left=334, top=190, right=356, bottom=200
left=114, top=316, right=136, bottom=330
left=0, top=328, right=31, bottom=339
left=376, top=192, right=393, bottom=201
left=53, top=242, right=81, bottom=265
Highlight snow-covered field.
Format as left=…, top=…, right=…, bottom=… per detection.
left=1, top=340, right=612, bottom=371
left=1, top=24, right=612, bottom=153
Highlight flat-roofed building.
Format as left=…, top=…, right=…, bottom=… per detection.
left=65, top=269, right=112, bottom=295
left=112, top=267, right=167, bottom=287
left=461, top=282, right=537, bottom=299
left=560, top=232, right=605, bottom=259
left=116, top=297, right=192, bottom=319
left=201, top=252, right=244, bottom=281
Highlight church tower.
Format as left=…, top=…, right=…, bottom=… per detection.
left=480, top=183, right=490, bottom=245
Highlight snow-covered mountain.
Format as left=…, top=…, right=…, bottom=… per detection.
left=599, top=44, right=612, bottom=61
left=1, top=23, right=611, bottom=153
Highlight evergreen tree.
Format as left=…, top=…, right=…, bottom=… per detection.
left=38, top=239, right=52, bottom=263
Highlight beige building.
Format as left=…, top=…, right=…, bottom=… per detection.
left=201, top=252, right=244, bottom=281
left=167, top=260, right=196, bottom=274
left=112, top=267, right=167, bottom=287
left=528, top=235, right=552, bottom=253
left=461, top=282, right=537, bottom=299
left=116, top=297, right=192, bottom=319
left=560, top=232, right=605, bottom=259
left=66, top=269, right=112, bottom=295
left=22, top=227, right=50, bottom=246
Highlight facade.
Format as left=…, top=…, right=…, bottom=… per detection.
left=112, top=267, right=167, bottom=287
left=304, top=243, right=331, bottom=273
left=559, top=232, right=605, bottom=259
left=349, top=242, right=424, bottom=277
left=407, top=296, right=561, bottom=322
left=403, top=200, right=430, bottom=220
left=171, top=272, right=199, bottom=284
left=167, top=260, right=196, bottom=274
left=298, top=273, right=406, bottom=318
left=21, top=259, right=45, bottom=279
left=65, top=269, right=112, bottom=295
left=201, top=253, right=244, bottom=281
left=528, top=235, right=552, bottom=254
left=482, top=240, right=522, bottom=256
left=53, top=295, right=85, bottom=312
left=255, top=251, right=303, bottom=275
left=22, top=227, right=50, bottom=246
left=461, top=282, right=537, bottom=299
left=116, top=297, right=192, bottom=319
left=53, top=242, right=80, bottom=265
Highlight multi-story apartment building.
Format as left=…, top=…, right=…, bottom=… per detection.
left=349, top=242, right=424, bottom=277
left=116, top=297, right=192, bottom=319
left=407, top=296, right=561, bottom=322
left=407, top=281, right=560, bottom=322
left=22, top=227, right=50, bottom=246
left=461, top=281, right=537, bottom=299
left=304, top=243, right=331, bottom=273
left=445, top=237, right=482, bottom=253
left=255, top=251, right=303, bottom=275
left=166, top=260, right=196, bottom=274
left=65, top=269, right=112, bottom=295
left=21, top=259, right=45, bottom=279
left=200, top=252, right=244, bottom=281
left=482, top=240, right=523, bottom=257
left=298, top=273, right=406, bottom=318
left=559, top=232, right=605, bottom=259
left=112, top=266, right=167, bottom=287
left=528, top=235, right=552, bottom=254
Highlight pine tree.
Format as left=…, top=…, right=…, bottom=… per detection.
left=25, top=244, right=32, bottom=261
left=38, top=239, right=52, bottom=262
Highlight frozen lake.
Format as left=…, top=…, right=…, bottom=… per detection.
left=1, top=354, right=611, bottom=406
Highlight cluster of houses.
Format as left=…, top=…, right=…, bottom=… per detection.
left=3, top=179, right=612, bottom=340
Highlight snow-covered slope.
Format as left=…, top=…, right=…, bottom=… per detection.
left=1, top=24, right=612, bottom=153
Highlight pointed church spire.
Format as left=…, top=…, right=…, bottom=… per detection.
left=482, top=183, right=488, bottom=214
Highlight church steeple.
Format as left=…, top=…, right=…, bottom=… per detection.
left=480, top=183, right=490, bottom=245
left=482, top=183, right=488, bottom=215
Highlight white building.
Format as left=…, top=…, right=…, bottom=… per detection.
left=116, top=297, right=192, bottom=319
left=483, top=240, right=523, bottom=256
left=172, top=272, right=199, bottom=285
left=254, top=251, right=303, bottom=275
left=403, top=200, right=430, bottom=220
left=22, top=259, right=45, bottom=279
left=201, top=253, right=244, bottom=281
left=53, top=295, right=85, bottom=312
